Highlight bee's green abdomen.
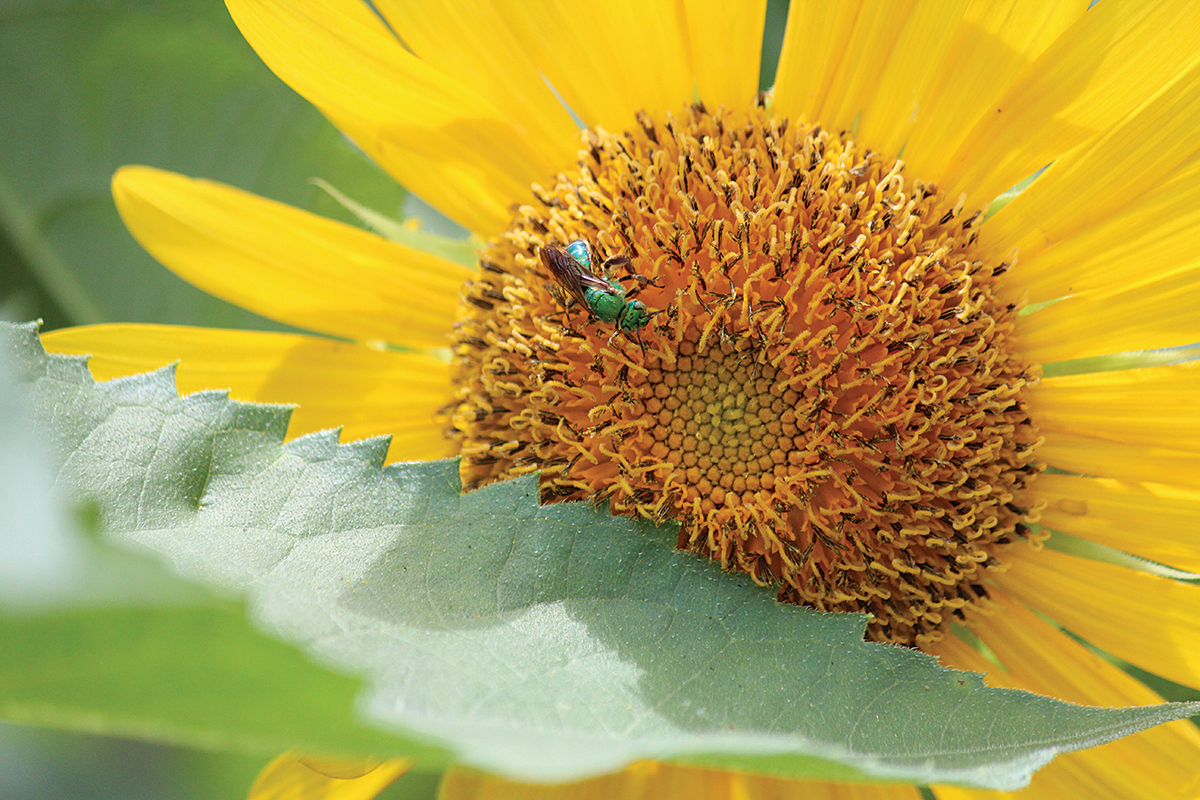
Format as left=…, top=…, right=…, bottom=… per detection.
left=584, top=286, right=626, bottom=323
left=565, top=239, right=593, bottom=269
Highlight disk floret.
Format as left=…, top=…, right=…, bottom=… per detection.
left=447, top=103, right=1044, bottom=646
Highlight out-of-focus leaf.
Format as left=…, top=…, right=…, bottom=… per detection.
left=0, top=0, right=405, bottom=329
left=0, top=321, right=444, bottom=763
left=0, top=317, right=80, bottom=607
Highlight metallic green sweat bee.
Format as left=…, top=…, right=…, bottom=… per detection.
left=540, top=239, right=653, bottom=336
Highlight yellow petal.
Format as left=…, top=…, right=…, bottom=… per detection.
left=1029, top=361, right=1200, bottom=453
left=1015, top=271, right=1200, bottom=363
left=850, top=0, right=977, bottom=159
left=940, top=2, right=1200, bottom=210
left=369, top=0, right=580, bottom=161
left=927, top=633, right=1003, bottom=688
left=994, top=155, right=1200, bottom=305
left=225, top=0, right=555, bottom=235
left=774, top=1, right=1085, bottom=184
left=996, top=546, right=1200, bottom=691
left=934, top=760, right=1187, bottom=800
left=892, top=0, right=1086, bottom=190
left=983, top=51, right=1200, bottom=266
left=931, top=615, right=1200, bottom=800
left=42, top=324, right=450, bottom=464
left=438, top=764, right=920, bottom=800
left=974, top=589, right=1175, bottom=700
left=1035, top=474, right=1200, bottom=571
left=113, top=166, right=469, bottom=350
left=851, top=0, right=975, bottom=160
left=1037, top=433, right=1200, bottom=492
left=248, top=751, right=407, bottom=800
left=773, top=0, right=914, bottom=138
left=485, top=0, right=692, bottom=133
left=373, top=0, right=762, bottom=134
left=929, top=786, right=1005, bottom=800
left=680, top=0, right=767, bottom=110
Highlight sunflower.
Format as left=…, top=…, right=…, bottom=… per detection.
left=43, top=0, right=1200, bottom=798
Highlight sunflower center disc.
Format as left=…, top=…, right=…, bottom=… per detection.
left=447, top=103, right=1045, bottom=647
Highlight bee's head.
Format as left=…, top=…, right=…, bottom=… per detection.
left=620, top=300, right=651, bottom=332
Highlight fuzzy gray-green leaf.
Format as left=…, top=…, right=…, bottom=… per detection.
left=5, top=321, right=1198, bottom=790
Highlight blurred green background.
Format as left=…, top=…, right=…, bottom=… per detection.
left=0, top=0, right=409, bottom=334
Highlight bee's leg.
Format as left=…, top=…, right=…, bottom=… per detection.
left=601, top=254, right=660, bottom=297
left=602, top=255, right=658, bottom=285
left=559, top=299, right=578, bottom=329
left=577, top=308, right=602, bottom=333
left=633, top=326, right=647, bottom=357
left=623, top=273, right=662, bottom=299
left=600, top=254, right=631, bottom=276
left=607, top=326, right=648, bottom=357
left=545, top=283, right=573, bottom=327
left=561, top=299, right=587, bottom=331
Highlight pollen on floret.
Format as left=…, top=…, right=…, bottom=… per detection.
left=445, top=102, right=1045, bottom=647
